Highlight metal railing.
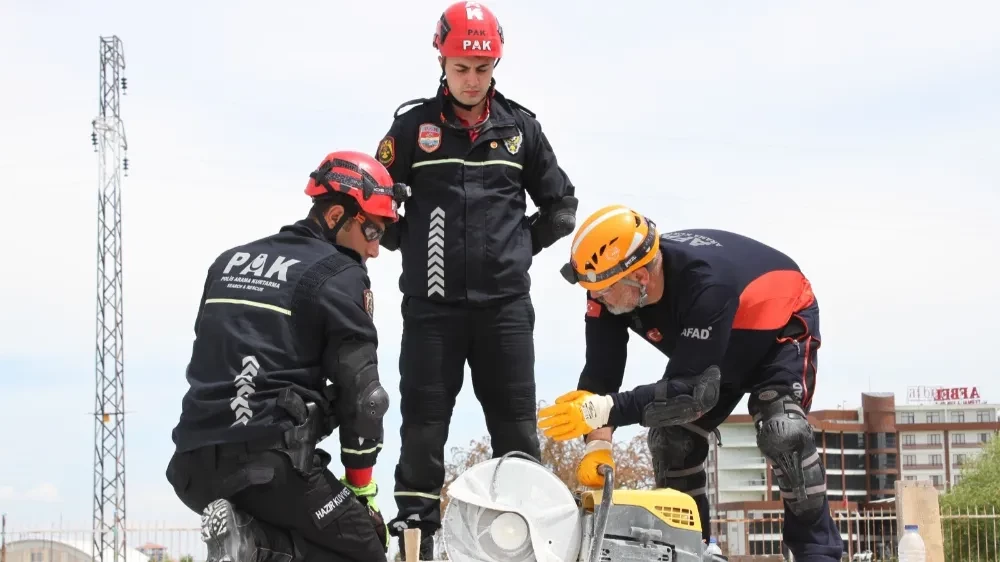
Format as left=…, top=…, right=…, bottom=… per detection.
left=2, top=507, right=998, bottom=562
left=941, top=505, right=1000, bottom=562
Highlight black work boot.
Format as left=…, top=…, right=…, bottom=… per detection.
left=201, top=499, right=262, bottom=562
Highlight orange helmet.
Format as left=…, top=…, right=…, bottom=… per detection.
left=559, top=205, right=660, bottom=291
left=433, top=1, right=504, bottom=59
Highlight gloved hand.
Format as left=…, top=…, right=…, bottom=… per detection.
left=340, top=477, right=389, bottom=552
left=538, top=390, right=613, bottom=441
left=577, top=439, right=615, bottom=488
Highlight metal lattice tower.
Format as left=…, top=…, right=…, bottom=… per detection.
left=90, top=35, right=129, bottom=562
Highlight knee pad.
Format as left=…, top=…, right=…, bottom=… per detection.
left=749, top=386, right=827, bottom=518
left=642, top=366, right=721, bottom=427
left=647, top=426, right=708, bottom=496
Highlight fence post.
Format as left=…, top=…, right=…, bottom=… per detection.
left=893, top=480, right=945, bottom=562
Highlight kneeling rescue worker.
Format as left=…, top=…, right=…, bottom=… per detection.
left=374, top=1, right=578, bottom=558
left=537, top=205, right=845, bottom=562
left=165, top=151, right=411, bottom=562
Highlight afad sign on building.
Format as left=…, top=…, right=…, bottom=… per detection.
left=907, top=386, right=984, bottom=405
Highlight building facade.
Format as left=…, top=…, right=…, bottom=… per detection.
left=706, top=389, right=999, bottom=557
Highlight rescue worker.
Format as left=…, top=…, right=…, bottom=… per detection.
left=373, top=1, right=579, bottom=557
left=537, top=205, right=845, bottom=562
left=165, top=151, right=412, bottom=562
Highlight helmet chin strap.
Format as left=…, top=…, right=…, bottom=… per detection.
left=622, top=279, right=648, bottom=307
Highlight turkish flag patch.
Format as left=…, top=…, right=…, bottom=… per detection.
left=586, top=299, right=601, bottom=318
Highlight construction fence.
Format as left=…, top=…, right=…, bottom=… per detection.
left=2, top=506, right=998, bottom=562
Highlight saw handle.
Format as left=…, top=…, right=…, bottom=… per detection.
left=587, top=463, right=615, bottom=562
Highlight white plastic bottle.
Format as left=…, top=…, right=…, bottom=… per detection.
left=898, top=524, right=927, bottom=562
left=704, top=537, right=723, bottom=560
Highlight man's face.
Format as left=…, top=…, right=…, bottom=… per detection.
left=335, top=212, right=387, bottom=264
left=441, top=55, right=495, bottom=107
left=590, top=273, right=645, bottom=315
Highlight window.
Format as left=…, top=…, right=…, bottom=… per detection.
left=905, top=475, right=917, bottom=480
left=931, top=475, right=942, bottom=486
left=951, top=411, right=965, bottom=423
left=30, top=553, right=43, bottom=562
left=928, top=434, right=942, bottom=445
left=980, top=433, right=990, bottom=444
left=842, top=433, right=865, bottom=449
left=900, top=412, right=915, bottom=423
left=869, top=453, right=897, bottom=469
left=926, top=412, right=941, bottom=423
left=903, top=434, right=916, bottom=446
left=955, top=474, right=963, bottom=485
left=953, top=433, right=966, bottom=445
left=904, top=454, right=917, bottom=466
left=955, top=454, right=968, bottom=465
left=930, top=454, right=943, bottom=466
left=977, top=410, right=993, bottom=422
left=870, top=473, right=897, bottom=491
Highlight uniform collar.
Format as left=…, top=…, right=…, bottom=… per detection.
left=435, top=84, right=516, bottom=129
left=281, top=218, right=365, bottom=265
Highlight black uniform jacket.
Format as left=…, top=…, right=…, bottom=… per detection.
left=577, top=229, right=817, bottom=427
left=170, top=219, right=384, bottom=470
left=374, top=85, right=576, bottom=305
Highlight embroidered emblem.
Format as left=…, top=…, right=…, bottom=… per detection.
left=417, top=123, right=442, bottom=153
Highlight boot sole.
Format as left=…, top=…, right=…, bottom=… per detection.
left=202, top=499, right=244, bottom=562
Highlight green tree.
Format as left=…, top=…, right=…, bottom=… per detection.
left=939, top=434, right=1000, bottom=561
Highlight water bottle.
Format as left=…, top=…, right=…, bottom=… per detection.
left=703, top=537, right=724, bottom=561
left=898, top=524, right=926, bottom=562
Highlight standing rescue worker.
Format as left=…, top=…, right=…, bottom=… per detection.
left=373, top=1, right=578, bottom=557
left=165, top=151, right=412, bottom=562
left=537, top=205, right=844, bottom=562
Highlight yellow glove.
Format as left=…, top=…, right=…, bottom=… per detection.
left=538, top=390, right=613, bottom=441
left=577, top=440, right=615, bottom=488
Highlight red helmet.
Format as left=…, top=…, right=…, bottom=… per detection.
left=433, top=1, right=504, bottom=59
left=305, top=151, right=410, bottom=223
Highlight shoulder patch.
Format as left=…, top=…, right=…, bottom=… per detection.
left=376, top=136, right=395, bottom=167
left=586, top=299, right=602, bottom=318
left=363, top=289, right=374, bottom=318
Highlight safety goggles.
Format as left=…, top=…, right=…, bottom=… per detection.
left=355, top=214, right=385, bottom=242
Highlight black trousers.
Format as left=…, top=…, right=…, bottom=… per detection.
left=166, top=441, right=386, bottom=562
left=389, top=294, right=541, bottom=535
left=647, top=301, right=844, bottom=562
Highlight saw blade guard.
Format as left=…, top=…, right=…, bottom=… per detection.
left=442, top=453, right=583, bottom=562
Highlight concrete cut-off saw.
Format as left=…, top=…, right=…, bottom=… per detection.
left=440, top=452, right=728, bottom=562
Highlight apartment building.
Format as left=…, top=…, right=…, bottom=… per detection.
left=705, top=387, right=999, bottom=557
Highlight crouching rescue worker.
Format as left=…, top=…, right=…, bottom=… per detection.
left=165, top=151, right=411, bottom=562
left=373, top=1, right=578, bottom=558
left=537, top=205, right=844, bottom=562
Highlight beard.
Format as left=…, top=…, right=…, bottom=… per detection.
left=605, top=284, right=642, bottom=315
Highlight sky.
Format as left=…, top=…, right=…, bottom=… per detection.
left=1, top=0, right=999, bottom=550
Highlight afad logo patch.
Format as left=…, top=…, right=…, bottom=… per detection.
left=586, top=299, right=602, bottom=318
left=418, top=123, right=442, bottom=153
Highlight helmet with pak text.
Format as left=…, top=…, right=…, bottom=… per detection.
left=559, top=205, right=660, bottom=292
left=433, top=1, right=504, bottom=59
left=305, top=150, right=411, bottom=223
